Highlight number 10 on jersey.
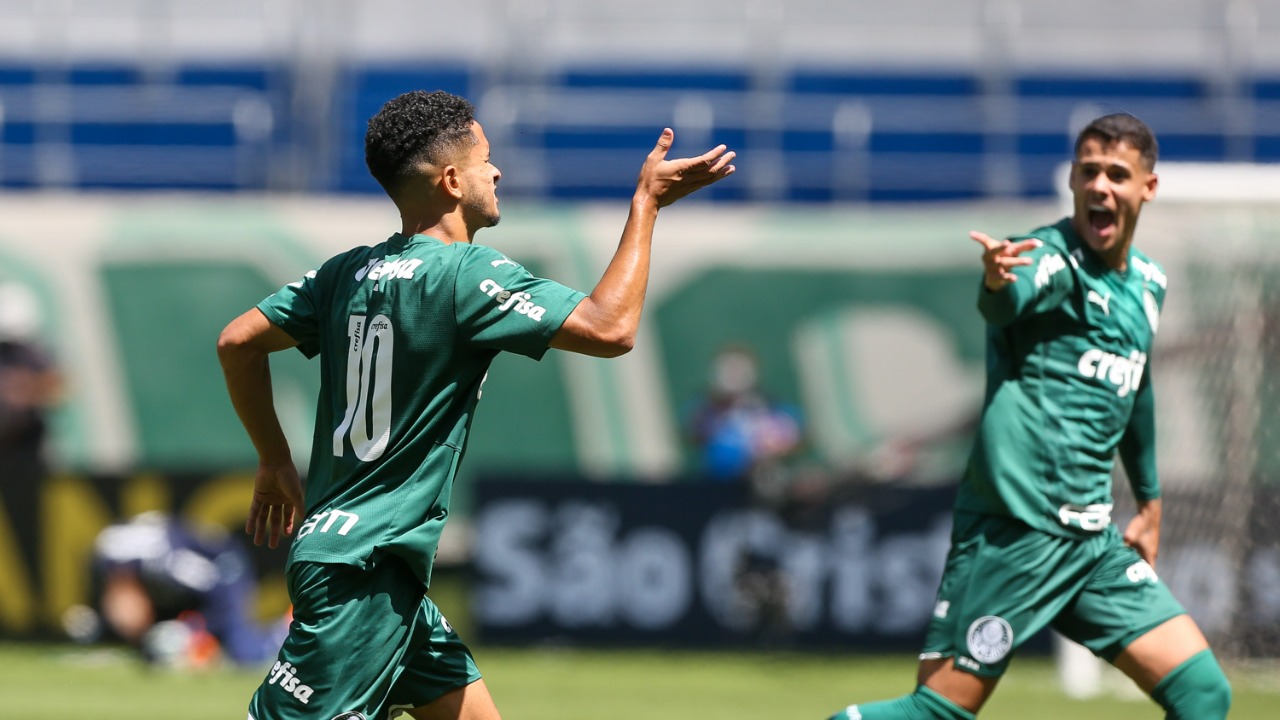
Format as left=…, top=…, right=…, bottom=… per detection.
left=333, top=314, right=394, bottom=461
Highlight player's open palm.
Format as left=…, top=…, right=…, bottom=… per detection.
left=637, top=128, right=736, bottom=208
left=246, top=461, right=304, bottom=549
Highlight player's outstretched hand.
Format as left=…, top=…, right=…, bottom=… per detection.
left=636, top=128, right=736, bottom=208
left=970, top=231, right=1042, bottom=292
left=246, top=461, right=304, bottom=549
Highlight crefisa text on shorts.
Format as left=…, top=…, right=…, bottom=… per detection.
left=266, top=660, right=314, bottom=704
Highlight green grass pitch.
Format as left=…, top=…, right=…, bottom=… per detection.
left=2, top=643, right=1277, bottom=719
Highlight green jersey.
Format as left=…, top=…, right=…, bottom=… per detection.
left=257, top=233, right=585, bottom=586
left=957, top=218, right=1167, bottom=538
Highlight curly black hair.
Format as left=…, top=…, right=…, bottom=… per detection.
left=365, top=90, right=477, bottom=195
left=1075, top=113, right=1159, bottom=171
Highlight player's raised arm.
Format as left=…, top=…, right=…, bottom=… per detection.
left=550, top=129, right=735, bottom=357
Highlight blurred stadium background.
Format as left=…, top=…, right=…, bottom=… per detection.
left=1, top=0, right=1279, bottom=715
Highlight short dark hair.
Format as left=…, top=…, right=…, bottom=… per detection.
left=365, top=90, right=477, bottom=195
left=1075, top=113, right=1159, bottom=170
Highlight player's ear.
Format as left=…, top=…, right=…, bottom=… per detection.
left=1143, top=171, right=1158, bottom=202
left=441, top=164, right=463, bottom=200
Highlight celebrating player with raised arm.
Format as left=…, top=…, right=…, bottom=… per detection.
left=827, top=114, right=1230, bottom=720
left=218, top=90, right=734, bottom=720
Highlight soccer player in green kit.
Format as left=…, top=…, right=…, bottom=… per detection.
left=217, top=90, right=735, bottom=720
left=827, top=113, right=1230, bottom=720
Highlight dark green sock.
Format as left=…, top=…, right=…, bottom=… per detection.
left=1150, top=649, right=1231, bottom=720
left=827, top=686, right=975, bottom=720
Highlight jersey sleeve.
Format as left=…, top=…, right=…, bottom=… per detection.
left=976, top=237, right=1074, bottom=326
left=1120, top=252, right=1167, bottom=502
left=453, top=244, right=586, bottom=360
left=257, top=269, right=323, bottom=358
left=1118, top=366, right=1160, bottom=501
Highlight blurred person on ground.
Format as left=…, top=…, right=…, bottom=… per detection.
left=827, top=113, right=1230, bottom=720
left=68, top=511, right=286, bottom=668
left=0, top=281, right=62, bottom=596
left=218, top=90, right=734, bottom=720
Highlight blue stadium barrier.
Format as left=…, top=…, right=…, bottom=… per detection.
left=558, top=66, right=752, bottom=92
left=335, top=63, right=474, bottom=194
left=2, top=60, right=1276, bottom=199
left=0, top=61, right=286, bottom=190
left=787, top=70, right=981, bottom=97
left=1015, top=74, right=1207, bottom=99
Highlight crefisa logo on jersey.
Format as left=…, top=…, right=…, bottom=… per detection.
left=355, top=257, right=422, bottom=282
left=1077, top=348, right=1146, bottom=398
left=479, top=279, right=547, bottom=321
left=966, top=616, right=1013, bottom=664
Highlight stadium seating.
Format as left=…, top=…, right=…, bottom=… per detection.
left=2, top=0, right=1279, bottom=201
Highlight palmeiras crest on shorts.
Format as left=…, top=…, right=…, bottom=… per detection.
left=966, top=615, right=1014, bottom=664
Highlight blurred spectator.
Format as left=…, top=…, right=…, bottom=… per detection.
left=0, top=281, right=62, bottom=600
left=0, top=281, right=61, bottom=475
left=685, top=344, right=806, bottom=645
left=64, top=511, right=287, bottom=668
left=685, top=343, right=804, bottom=491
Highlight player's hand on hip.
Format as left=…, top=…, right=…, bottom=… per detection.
left=246, top=461, right=304, bottom=549
left=635, top=128, right=736, bottom=208
left=970, top=231, right=1042, bottom=292
left=1123, top=499, right=1163, bottom=569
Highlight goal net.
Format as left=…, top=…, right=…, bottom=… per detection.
left=1056, top=161, right=1280, bottom=659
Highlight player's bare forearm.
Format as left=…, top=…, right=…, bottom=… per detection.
left=217, top=310, right=296, bottom=466
left=551, top=130, right=734, bottom=357
left=217, top=309, right=305, bottom=546
left=550, top=196, right=656, bottom=357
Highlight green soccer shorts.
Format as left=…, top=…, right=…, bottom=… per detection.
left=247, top=558, right=482, bottom=720
left=920, top=510, right=1187, bottom=678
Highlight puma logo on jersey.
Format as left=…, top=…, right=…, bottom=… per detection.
left=1077, top=348, right=1146, bottom=398
left=490, top=256, right=519, bottom=268
left=266, top=661, right=314, bottom=704
left=479, top=279, right=547, bottom=321
left=1086, top=290, right=1110, bottom=315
